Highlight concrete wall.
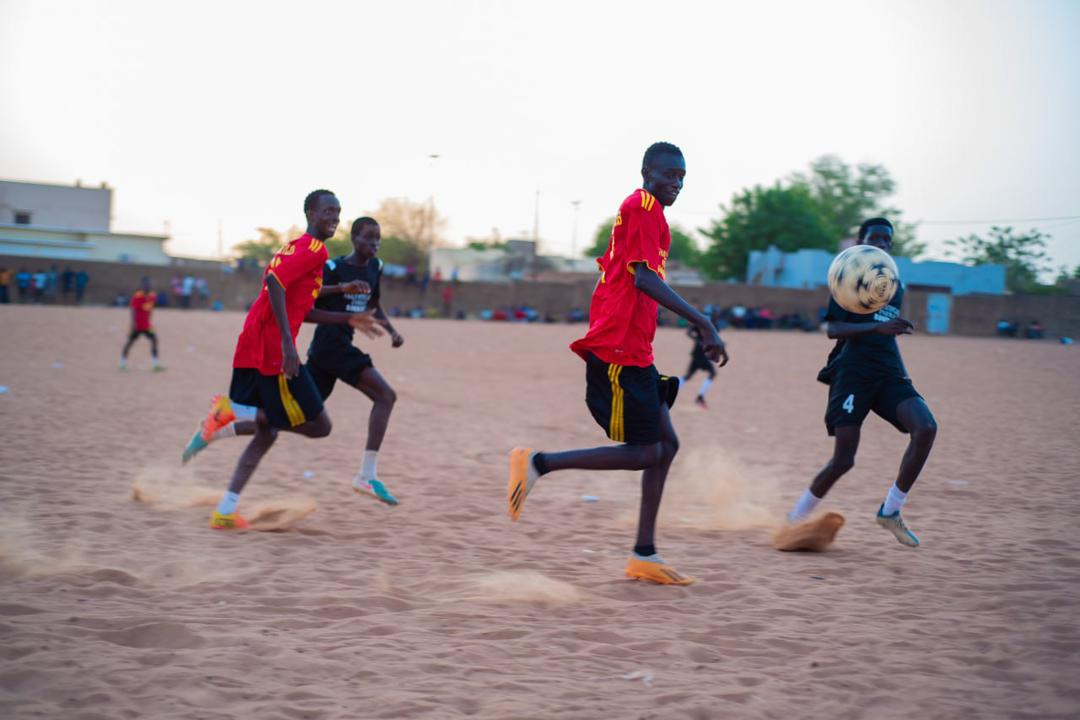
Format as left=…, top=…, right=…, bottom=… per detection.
left=3, top=253, right=1076, bottom=338
left=0, top=180, right=111, bottom=231
left=0, top=225, right=170, bottom=265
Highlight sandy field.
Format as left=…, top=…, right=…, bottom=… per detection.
left=1, top=304, right=1079, bottom=719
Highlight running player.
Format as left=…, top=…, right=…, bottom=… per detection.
left=786, top=218, right=938, bottom=547
left=681, top=314, right=719, bottom=408
left=507, top=142, right=728, bottom=585
left=181, top=189, right=381, bottom=530
left=306, top=216, right=404, bottom=506
left=120, top=276, right=164, bottom=371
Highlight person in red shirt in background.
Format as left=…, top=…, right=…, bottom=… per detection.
left=507, top=142, right=729, bottom=585
left=120, top=276, right=164, bottom=371
left=181, top=189, right=382, bottom=530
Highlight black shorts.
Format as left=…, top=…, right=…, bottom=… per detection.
left=306, top=346, right=374, bottom=401
left=825, top=367, right=923, bottom=436
left=229, top=367, right=324, bottom=430
left=685, top=348, right=715, bottom=377
left=127, top=329, right=156, bottom=341
left=584, top=352, right=679, bottom=446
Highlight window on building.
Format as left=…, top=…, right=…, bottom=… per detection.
left=14, top=211, right=31, bottom=225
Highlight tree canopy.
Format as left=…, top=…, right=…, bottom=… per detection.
left=944, top=226, right=1054, bottom=293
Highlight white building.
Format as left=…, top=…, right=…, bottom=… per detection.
left=0, top=179, right=170, bottom=265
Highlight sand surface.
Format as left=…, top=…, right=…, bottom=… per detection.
left=1, top=305, right=1079, bottom=719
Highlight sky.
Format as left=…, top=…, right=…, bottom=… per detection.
left=2, top=0, right=1078, bottom=275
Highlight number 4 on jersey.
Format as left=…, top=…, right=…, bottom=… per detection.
left=842, top=394, right=855, bottom=414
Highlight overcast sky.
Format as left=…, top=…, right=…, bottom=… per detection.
left=2, top=0, right=1078, bottom=274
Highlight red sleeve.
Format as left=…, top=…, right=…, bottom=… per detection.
left=267, top=239, right=324, bottom=289
left=623, top=204, right=663, bottom=276
left=130, top=292, right=141, bottom=309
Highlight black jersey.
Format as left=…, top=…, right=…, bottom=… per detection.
left=819, top=282, right=908, bottom=382
left=308, top=256, right=383, bottom=358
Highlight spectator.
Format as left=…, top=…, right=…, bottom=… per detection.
left=44, top=265, right=59, bottom=304
left=441, top=283, right=454, bottom=317
left=171, top=274, right=183, bottom=306
left=181, top=275, right=195, bottom=308
left=996, top=318, right=1018, bottom=338
left=16, top=267, right=31, bottom=303
left=0, top=267, right=11, bottom=304
left=32, top=269, right=47, bottom=303
left=1025, top=320, right=1045, bottom=340
left=433, top=267, right=443, bottom=282
left=196, top=277, right=210, bottom=305
left=74, top=269, right=90, bottom=304
left=61, top=266, right=75, bottom=303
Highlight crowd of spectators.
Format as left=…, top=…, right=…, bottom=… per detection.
left=0, top=265, right=90, bottom=304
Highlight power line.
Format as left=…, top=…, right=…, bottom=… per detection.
left=914, top=215, right=1080, bottom=225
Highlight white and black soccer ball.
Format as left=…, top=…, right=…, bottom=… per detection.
left=827, top=245, right=899, bottom=315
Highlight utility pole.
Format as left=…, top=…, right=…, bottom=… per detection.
left=570, top=200, right=582, bottom=258
left=532, top=189, right=540, bottom=255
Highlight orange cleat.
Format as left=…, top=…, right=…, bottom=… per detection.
left=625, top=556, right=695, bottom=586
left=209, top=511, right=250, bottom=531
left=200, top=394, right=236, bottom=441
left=507, top=447, right=537, bottom=521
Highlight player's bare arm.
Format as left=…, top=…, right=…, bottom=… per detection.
left=318, top=279, right=372, bottom=297
left=371, top=302, right=403, bottom=347
left=827, top=318, right=913, bottom=339
left=303, top=307, right=383, bottom=339
left=266, top=274, right=300, bottom=378
left=632, top=263, right=729, bottom=366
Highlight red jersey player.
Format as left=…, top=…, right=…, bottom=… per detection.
left=182, top=189, right=381, bottom=530
left=507, top=142, right=728, bottom=585
left=120, top=276, right=163, bottom=371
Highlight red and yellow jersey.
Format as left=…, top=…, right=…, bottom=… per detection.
left=570, top=189, right=671, bottom=367
left=232, top=234, right=328, bottom=375
left=130, top=290, right=156, bottom=331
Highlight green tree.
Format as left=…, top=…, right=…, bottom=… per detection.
left=231, top=227, right=286, bottom=263
left=944, top=226, right=1052, bottom=293
left=698, top=183, right=835, bottom=281
left=585, top=216, right=702, bottom=267
left=791, top=155, right=925, bottom=258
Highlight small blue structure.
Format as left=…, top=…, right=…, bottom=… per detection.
left=746, top=246, right=1005, bottom=296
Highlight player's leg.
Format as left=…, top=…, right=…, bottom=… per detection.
left=874, top=391, right=936, bottom=547
left=148, top=331, right=164, bottom=371
left=349, top=365, right=399, bottom=505
left=211, top=416, right=279, bottom=530
left=695, top=364, right=716, bottom=408
left=119, top=330, right=138, bottom=369
left=632, top=403, right=678, bottom=557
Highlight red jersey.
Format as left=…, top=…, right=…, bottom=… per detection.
left=233, top=234, right=328, bottom=375
left=570, top=189, right=670, bottom=367
left=130, top=290, right=156, bottom=331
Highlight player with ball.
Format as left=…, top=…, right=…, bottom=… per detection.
left=784, top=218, right=937, bottom=548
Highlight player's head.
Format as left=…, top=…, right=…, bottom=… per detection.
left=641, top=142, right=685, bottom=207
left=858, top=218, right=894, bottom=253
left=140, top=276, right=151, bottom=291
left=304, top=189, right=340, bottom=240
left=351, top=216, right=381, bottom=259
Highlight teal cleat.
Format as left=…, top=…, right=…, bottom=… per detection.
left=875, top=504, right=920, bottom=547
left=352, top=478, right=399, bottom=506
left=181, top=428, right=209, bottom=464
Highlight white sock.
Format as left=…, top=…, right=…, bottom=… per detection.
left=882, top=484, right=909, bottom=516
left=232, top=403, right=257, bottom=422
left=152, top=354, right=160, bottom=366
left=216, top=491, right=240, bottom=515
left=698, top=377, right=713, bottom=397
left=788, top=488, right=822, bottom=523
left=360, top=450, right=378, bottom=481
left=212, top=423, right=237, bottom=441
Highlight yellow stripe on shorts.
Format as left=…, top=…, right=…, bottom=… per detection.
left=608, top=363, right=625, bottom=443
left=277, top=374, right=307, bottom=427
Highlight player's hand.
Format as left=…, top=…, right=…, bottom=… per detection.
left=390, top=331, right=404, bottom=348
left=281, top=340, right=301, bottom=378
left=348, top=310, right=384, bottom=339
left=699, top=324, right=729, bottom=367
left=876, top=318, right=914, bottom=335
left=340, top=280, right=371, bottom=295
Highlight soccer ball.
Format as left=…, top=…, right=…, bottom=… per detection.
left=827, top=245, right=899, bottom=315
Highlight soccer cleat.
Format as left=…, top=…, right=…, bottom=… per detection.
left=352, top=478, right=399, bottom=506
left=625, top=555, right=695, bottom=586
left=694, top=394, right=707, bottom=409
left=201, top=395, right=236, bottom=439
left=209, top=511, right=250, bottom=531
left=181, top=426, right=209, bottom=464
left=507, top=447, right=539, bottom=521
left=875, top=504, right=920, bottom=547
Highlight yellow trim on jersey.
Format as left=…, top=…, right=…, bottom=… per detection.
left=308, top=238, right=325, bottom=253
left=640, top=190, right=656, bottom=212
left=277, top=374, right=307, bottom=427
left=608, top=363, right=625, bottom=442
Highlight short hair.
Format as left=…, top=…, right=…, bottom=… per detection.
left=642, top=141, right=683, bottom=168
left=858, top=217, right=893, bottom=240
left=351, top=216, right=379, bottom=236
left=304, top=189, right=335, bottom=214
